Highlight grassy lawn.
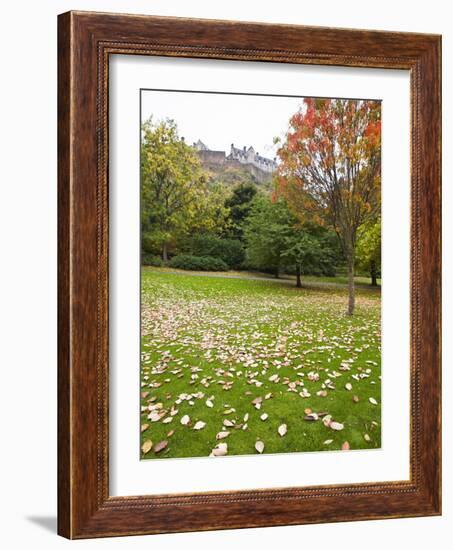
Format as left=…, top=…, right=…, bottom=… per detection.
left=146, top=265, right=380, bottom=288
left=140, top=268, right=381, bottom=459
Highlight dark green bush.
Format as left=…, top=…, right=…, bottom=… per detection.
left=168, top=254, right=228, bottom=271
left=141, top=253, right=163, bottom=267
left=184, top=234, right=245, bottom=268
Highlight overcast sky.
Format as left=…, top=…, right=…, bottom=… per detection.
left=141, top=89, right=306, bottom=159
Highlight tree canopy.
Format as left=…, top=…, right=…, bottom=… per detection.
left=244, top=195, right=338, bottom=285
left=275, top=98, right=381, bottom=313
left=356, top=218, right=381, bottom=286
left=141, top=118, right=216, bottom=260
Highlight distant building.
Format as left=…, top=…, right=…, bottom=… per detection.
left=192, top=140, right=277, bottom=182
left=228, top=144, right=277, bottom=174
left=193, top=140, right=227, bottom=165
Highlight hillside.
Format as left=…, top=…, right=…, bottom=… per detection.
left=201, top=159, right=273, bottom=191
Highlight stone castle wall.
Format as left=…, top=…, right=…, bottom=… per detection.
left=197, top=150, right=226, bottom=165
left=194, top=141, right=275, bottom=183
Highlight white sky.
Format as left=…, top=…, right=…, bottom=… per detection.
left=141, top=89, right=305, bottom=159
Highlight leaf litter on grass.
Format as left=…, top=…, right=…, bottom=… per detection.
left=140, top=270, right=381, bottom=459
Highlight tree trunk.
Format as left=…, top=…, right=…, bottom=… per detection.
left=347, top=254, right=355, bottom=315
left=274, top=265, right=280, bottom=279
left=296, top=265, right=302, bottom=288
left=162, top=242, right=168, bottom=262
left=370, top=259, right=378, bottom=286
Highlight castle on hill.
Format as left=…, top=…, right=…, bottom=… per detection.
left=192, top=139, right=277, bottom=182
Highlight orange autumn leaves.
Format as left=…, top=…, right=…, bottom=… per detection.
left=274, top=98, right=381, bottom=226
left=274, top=98, right=381, bottom=315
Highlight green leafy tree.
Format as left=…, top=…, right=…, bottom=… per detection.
left=280, top=232, right=322, bottom=287
left=183, top=234, right=245, bottom=269
left=244, top=196, right=332, bottom=285
left=244, top=196, right=290, bottom=278
left=141, top=118, right=208, bottom=261
left=356, top=219, right=381, bottom=286
left=224, top=183, right=257, bottom=240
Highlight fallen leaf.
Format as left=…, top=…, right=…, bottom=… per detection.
left=154, top=440, right=168, bottom=453
left=216, top=431, right=230, bottom=440
left=206, top=400, right=214, bottom=408
left=141, top=440, right=153, bottom=454
left=304, top=408, right=312, bottom=415
left=180, top=414, right=190, bottom=425
left=353, top=395, right=360, bottom=403
left=193, top=421, right=206, bottom=430
left=255, top=441, right=265, bottom=454
left=141, top=423, right=149, bottom=433
left=330, top=421, right=344, bottom=431
left=167, top=430, right=175, bottom=437
left=260, top=413, right=269, bottom=421
left=323, top=439, right=333, bottom=445
left=148, top=411, right=163, bottom=422
left=341, top=441, right=350, bottom=451
left=369, top=397, right=378, bottom=405
left=345, top=383, right=353, bottom=391
left=278, top=424, right=287, bottom=437
left=210, top=443, right=228, bottom=457
left=364, top=433, right=371, bottom=441
left=322, top=415, right=332, bottom=427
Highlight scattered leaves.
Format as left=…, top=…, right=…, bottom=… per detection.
left=141, top=440, right=153, bottom=454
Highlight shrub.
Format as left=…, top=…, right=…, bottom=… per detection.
left=168, top=254, right=228, bottom=271
left=141, top=253, right=163, bottom=267
left=184, top=234, right=245, bottom=268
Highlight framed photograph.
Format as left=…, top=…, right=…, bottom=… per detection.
left=58, top=11, right=441, bottom=538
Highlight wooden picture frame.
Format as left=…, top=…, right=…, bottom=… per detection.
left=58, top=10, right=441, bottom=539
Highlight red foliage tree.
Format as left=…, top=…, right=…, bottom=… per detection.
left=275, top=98, right=381, bottom=314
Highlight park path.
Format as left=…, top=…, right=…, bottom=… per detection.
left=152, top=269, right=379, bottom=291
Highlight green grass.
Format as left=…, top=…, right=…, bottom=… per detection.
left=146, top=265, right=380, bottom=288
left=140, top=268, right=381, bottom=459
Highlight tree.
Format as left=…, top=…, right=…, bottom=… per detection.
left=280, top=232, right=322, bottom=287
left=275, top=98, right=381, bottom=314
left=244, top=196, right=331, bottom=286
left=356, top=219, right=381, bottom=286
left=244, top=196, right=289, bottom=277
left=224, top=182, right=257, bottom=240
left=141, top=118, right=208, bottom=261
